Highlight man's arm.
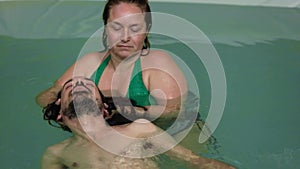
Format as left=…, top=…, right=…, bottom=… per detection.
left=41, top=147, right=65, bottom=169
left=166, top=145, right=236, bottom=169
left=147, top=131, right=235, bottom=169
left=127, top=120, right=236, bottom=169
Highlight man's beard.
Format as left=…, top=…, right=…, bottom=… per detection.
left=62, top=92, right=102, bottom=119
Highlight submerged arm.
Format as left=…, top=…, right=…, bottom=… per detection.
left=130, top=121, right=235, bottom=169
left=166, top=145, right=236, bottom=169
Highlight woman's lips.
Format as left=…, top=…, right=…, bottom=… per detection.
left=117, top=45, right=133, bottom=48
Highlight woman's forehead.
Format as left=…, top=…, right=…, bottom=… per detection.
left=109, top=2, right=144, bottom=20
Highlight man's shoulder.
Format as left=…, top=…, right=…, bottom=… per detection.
left=44, top=138, right=72, bottom=156
left=41, top=139, right=73, bottom=169
left=125, top=119, right=158, bottom=137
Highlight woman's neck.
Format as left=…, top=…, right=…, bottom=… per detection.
left=109, top=51, right=141, bottom=70
left=109, top=56, right=122, bottom=70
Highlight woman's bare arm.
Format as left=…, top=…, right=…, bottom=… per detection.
left=140, top=50, right=188, bottom=119
left=35, top=60, right=76, bottom=108
left=35, top=52, right=104, bottom=107
left=35, top=83, right=63, bottom=108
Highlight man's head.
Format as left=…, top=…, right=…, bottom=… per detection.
left=60, top=76, right=103, bottom=119
left=43, top=76, right=142, bottom=131
left=43, top=77, right=104, bottom=132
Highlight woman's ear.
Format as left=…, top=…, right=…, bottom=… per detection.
left=147, top=23, right=152, bottom=32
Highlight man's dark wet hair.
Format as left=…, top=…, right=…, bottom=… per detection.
left=42, top=86, right=148, bottom=132
left=42, top=91, right=72, bottom=132
left=42, top=87, right=105, bottom=132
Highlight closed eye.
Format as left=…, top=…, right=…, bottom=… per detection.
left=109, top=22, right=122, bottom=31
left=130, top=25, right=142, bottom=32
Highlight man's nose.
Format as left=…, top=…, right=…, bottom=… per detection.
left=74, top=78, right=85, bottom=86
left=76, top=80, right=84, bottom=86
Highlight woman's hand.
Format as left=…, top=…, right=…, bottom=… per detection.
left=36, top=85, right=62, bottom=108
left=103, top=96, right=147, bottom=125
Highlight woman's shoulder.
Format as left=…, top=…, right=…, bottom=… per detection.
left=75, top=51, right=107, bottom=70
left=147, top=49, right=172, bottom=59
left=64, top=51, right=108, bottom=78
left=142, top=49, right=176, bottom=67
left=78, top=51, right=107, bottom=63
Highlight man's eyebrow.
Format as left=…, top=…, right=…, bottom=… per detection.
left=63, top=79, right=73, bottom=88
left=62, top=77, right=94, bottom=88
left=83, top=77, right=93, bottom=81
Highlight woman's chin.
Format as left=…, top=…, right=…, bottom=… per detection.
left=115, top=50, right=138, bottom=59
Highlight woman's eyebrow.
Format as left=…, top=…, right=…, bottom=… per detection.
left=109, top=21, right=122, bottom=26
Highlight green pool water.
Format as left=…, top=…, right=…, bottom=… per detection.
left=0, top=1, right=299, bottom=169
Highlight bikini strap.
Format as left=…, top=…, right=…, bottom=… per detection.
left=93, top=55, right=111, bottom=85
left=130, top=57, right=141, bottom=81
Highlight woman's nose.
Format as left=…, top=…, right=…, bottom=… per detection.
left=121, top=29, right=130, bottom=42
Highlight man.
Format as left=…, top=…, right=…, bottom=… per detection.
left=41, top=76, right=235, bottom=169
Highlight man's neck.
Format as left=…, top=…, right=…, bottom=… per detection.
left=70, top=115, right=109, bottom=142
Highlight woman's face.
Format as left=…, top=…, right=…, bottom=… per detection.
left=106, top=2, right=147, bottom=59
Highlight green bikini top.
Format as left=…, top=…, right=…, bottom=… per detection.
left=90, top=55, right=156, bottom=106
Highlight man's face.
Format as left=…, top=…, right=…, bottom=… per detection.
left=60, top=77, right=102, bottom=114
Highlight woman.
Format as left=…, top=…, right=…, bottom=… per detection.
left=36, top=0, right=188, bottom=123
